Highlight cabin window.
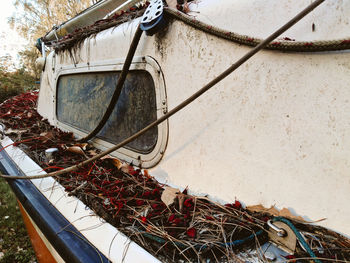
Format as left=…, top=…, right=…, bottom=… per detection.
left=56, top=71, right=158, bottom=153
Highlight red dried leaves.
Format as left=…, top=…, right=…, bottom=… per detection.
left=0, top=92, right=288, bottom=262
left=225, top=200, right=242, bottom=210
left=184, top=198, right=193, bottom=208
left=186, top=227, right=196, bottom=239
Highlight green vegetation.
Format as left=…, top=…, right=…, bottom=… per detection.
left=0, top=1, right=99, bottom=260
left=9, top=0, right=98, bottom=78
left=0, top=66, right=37, bottom=103
left=0, top=2, right=100, bottom=262
left=0, top=178, right=36, bottom=263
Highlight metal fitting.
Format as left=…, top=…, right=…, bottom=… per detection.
left=268, top=220, right=287, bottom=237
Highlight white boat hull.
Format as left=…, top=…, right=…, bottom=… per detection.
left=36, top=0, right=350, bottom=243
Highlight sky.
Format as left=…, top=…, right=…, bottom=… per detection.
left=0, top=0, right=27, bottom=67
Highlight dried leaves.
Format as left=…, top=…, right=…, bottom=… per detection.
left=247, top=204, right=307, bottom=222
left=101, top=156, right=123, bottom=169
left=65, top=145, right=87, bottom=156
left=44, top=4, right=147, bottom=53
left=1, top=92, right=350, bottom=262
left=161, top=187, right=180, bottom=207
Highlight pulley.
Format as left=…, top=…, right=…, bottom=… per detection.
left=140, top=0, right=167, bottom=35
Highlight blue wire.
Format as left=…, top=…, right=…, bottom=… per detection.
left=221, top=230, right=264, bottom=247
left=142, top=229, right=264, bottom=250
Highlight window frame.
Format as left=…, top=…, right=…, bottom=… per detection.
left=53, top=56, right=168, bottom=168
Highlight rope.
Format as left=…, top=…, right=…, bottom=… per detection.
left=0, top=0, right=325, bottom=180
left=221, top=229, right=264, bottom=247
left=78, top=25, right=143, bottom=143
left=272, top=217, right=322, bottom=263
left=164, top=7, right=350, bottom=52
left=141, top=229, right=264, bottom=250
left=43, top=2, right=350, bottom=53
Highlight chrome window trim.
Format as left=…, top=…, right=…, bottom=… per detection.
left=54, top=56, right=168, bottom=168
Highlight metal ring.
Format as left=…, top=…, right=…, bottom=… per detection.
left=267, top=220, right=287, bottom=237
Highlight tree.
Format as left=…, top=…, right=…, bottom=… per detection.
left=0, top=66, right=37, bottom=103
left=0, top=54, right=15, bottom=72
left=9, top=0, right=98, bottom=77
left=18, top=47, right=41, bottom=78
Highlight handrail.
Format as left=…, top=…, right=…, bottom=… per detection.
left=43, top=0, right=141, bottom=42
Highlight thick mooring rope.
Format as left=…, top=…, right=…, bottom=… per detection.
left=43, top=3, right=350, bottom=53
left=0, top=0, right=325, bottom=180
left=165, top=7, right=350, bottom=52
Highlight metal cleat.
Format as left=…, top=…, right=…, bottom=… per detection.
left=268, top=220, right=297, bottom=254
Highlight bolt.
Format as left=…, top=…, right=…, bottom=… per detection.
left=277, top=229, right=287, bottom=237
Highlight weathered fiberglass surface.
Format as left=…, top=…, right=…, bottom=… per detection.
left=56, top=71, right=158, bottom=153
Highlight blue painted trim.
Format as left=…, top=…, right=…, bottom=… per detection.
left=0, top=147, right=110, bottom=263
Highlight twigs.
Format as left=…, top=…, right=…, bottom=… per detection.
left=43, top=5, right=147, bottom=53
left=1, top=0, right=329, bottom=183
left=1, top=92, right=350, bottom=262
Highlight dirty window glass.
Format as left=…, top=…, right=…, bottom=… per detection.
left=56, top=71, right=158, bottom=153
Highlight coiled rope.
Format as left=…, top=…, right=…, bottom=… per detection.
left=164, top=7, right=350, bottom=52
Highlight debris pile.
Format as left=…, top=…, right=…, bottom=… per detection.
left=43, top=3, right=148, bottom=53
left=1, top=92, right=350, bottom=262
left=42, top=0, right=196, bottom=54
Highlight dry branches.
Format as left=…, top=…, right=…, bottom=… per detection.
left=1, top=92, right=350, bottom=262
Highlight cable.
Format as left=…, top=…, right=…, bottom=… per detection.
left=272, top=217, right=322, bottom=263
left=0, top=0, right=325, bottom=180
left=78, top=25, right=143, bottom=143
left=141, top=229, right=264, bottom=250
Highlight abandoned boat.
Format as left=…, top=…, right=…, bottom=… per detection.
left=1, top=0, right=350, bottom=262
